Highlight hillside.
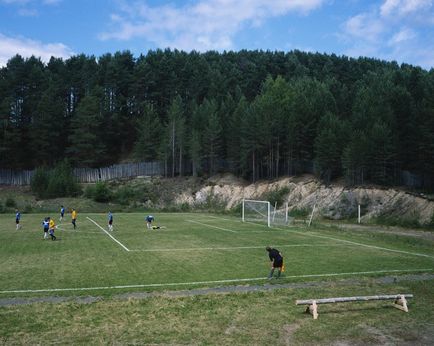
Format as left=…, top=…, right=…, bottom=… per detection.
left=173, top=174, right=434, bottom=226
left=1, top=50, right=434, bottom=191
left=1, top=173, right=433, bottom=227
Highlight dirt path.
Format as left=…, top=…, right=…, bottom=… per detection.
left=1, top=273, right=433, bottom=307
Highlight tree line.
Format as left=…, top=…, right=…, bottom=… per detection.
left=0, top=49, right=433, bottom=189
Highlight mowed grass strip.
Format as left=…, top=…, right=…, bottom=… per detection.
left=0, top=213, right=433, bottom=298
left=0, top=279, right=433, bottom=345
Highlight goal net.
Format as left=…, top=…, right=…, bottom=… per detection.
left=242, top=199, right=290, bottom=227
left=242, top=199, right=271, bottom=227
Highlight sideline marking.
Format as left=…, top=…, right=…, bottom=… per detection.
left=186, top=220, right=237, bottom=233
left=1, top=268, right=431, bottom=294
left=87, top=217, right=130, bottom=252
left=129, top=243, right=352, bottom=252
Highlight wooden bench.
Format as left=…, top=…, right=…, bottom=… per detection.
left=296, top=294, right=413, bottom=319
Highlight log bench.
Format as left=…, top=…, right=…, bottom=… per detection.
left=296, top=294, right=413, bottom=319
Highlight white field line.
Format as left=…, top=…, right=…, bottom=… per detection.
left=0, top=268, right=431, bottom=294
left=206, top=215, right=234, bottom=221
left=86, top=217, right=130, bottom=252
left=186, top=220, right=238, bottom=233
left=228, top=217, right=434, bottom=260
left=56, top=227, right=101, bottom=234
left=302, top=232, right=434, bottom=259
left=129, top=243, right=352, bottom=252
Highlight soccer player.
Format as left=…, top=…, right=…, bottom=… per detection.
left=266, top=246, right=284, bottom=279
left=145, top=215, right=154, bottom=229
left=60, top=205, right=65, bottom=222
left=15, top=209, right=21, bottom=230
left=108, top=211, right=113, bottom=231
left=49, top=217, right=57, bottom=241
left=71, top=208, right=77, bottom=229
left=42, top=217, right=49, bottom=239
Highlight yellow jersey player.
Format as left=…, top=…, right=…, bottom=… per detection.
left=71, top=208, right=77, bottom=229
left=49, top=217, right=56, bottom=241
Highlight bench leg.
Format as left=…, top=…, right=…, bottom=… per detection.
left=305, top=301, right=318, bottom=319
left=393, top=295, right=409, bottom=312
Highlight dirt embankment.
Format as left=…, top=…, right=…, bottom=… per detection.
left=174, top=174, right=434, bottom=225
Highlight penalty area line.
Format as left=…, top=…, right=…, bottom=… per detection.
left=129, top=243, right=353, bottom=252
left=186, top=220, right=238, bottom=233
left=233, top=218, right=434, bottom=260
left=86, top=217, right=130, bottom=252
left=0, top=268, right=431, bottom=294
left=271, top=226, right=434, bottom=260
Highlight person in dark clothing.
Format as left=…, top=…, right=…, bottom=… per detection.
left=42, top=217, right=49, bottom=240
left=266, top=246, right=284, bottom=279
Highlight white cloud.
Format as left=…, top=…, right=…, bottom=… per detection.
left=340, top=0, right=434, bottom=68
left=343, top=13, right=384, bottom=42
left=0, top=0, right=61, bottom=5
left=99, top=0, right=326, bottom=51
left=0, top=34, right=74, bottom=67
left=388, top=27, right=417, bottom=45
left=381, top=0, right=432, bottom=17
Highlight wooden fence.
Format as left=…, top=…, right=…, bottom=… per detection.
left=0, top=169, right=34, bottom=186
left=0, top=162, right=164, bottom=185
left=0, top=162, right=431, bottom=189
left=74, top=162, right=163, bottom=183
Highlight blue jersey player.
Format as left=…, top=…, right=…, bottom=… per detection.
left=146, top=215, right=154, bottom=229
left=15, top=209, right=21, bottom=230
left=60, top=205, right=65, bottom=222
left=42, top=217, right=49, bottom=239
left=108, top=211, right=113, bottom=231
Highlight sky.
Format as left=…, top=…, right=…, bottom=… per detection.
left=1, top=0, right=434, bottom=69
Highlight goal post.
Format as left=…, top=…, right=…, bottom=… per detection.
left=242, top=199, right=271, bottom=227
left=242, top=199, right=291, bottom=227
left=272, top=202, right=290, bottom=225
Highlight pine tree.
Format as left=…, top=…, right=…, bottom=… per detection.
left=314, top=112, right=348, bottom=182
left=166, top=96, right=185, bottom=177
left=204, top=104, right=222, bottom=175
left=31, top=87, right=65, bottom=166
left=133, top=103, right=162, bottom=161
left=67, top=91, right=106, bottom=167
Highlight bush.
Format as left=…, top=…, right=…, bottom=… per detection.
left=114, top=186, right=136, bottom=205
left=230, top=203, right=242, bottom=215
left=5, top=197, right=17, bottom=208
left=24, top=204, right=33, bottom=213
left=31, top=160, right=80, bottom=199
left=262, top=186, right=290, bottom=207
left=46, top=160, right=81, bottom=198
left=88, top=182, right=112, bottom=203
left=290, top=208, right=310, bottom=218
left=31, top=168, right=50, bottom=198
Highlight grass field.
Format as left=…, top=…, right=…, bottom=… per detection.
left=1, top=212, right=434, bottom=344
left=1, top=212, right=433, bottom=298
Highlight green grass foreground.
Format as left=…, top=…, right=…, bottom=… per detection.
left=1, top=212, right=433, bottom=344
left=1, top=280, right=433, bottom=344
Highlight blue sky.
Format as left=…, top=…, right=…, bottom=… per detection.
left=1, top=0, right=434, bottom=69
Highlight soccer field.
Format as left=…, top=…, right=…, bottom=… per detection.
left=1, top=212, right=433, bottom=298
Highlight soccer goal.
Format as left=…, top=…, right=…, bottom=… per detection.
left=242, top=199, right=290, bottom=227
